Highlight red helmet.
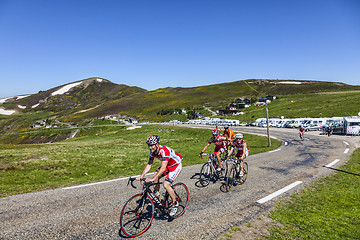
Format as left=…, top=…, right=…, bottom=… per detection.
left=146, top=135, right=160, bottom=145
left=212, top=129, right=219, bottom=136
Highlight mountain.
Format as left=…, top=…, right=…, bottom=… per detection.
left=68, top=79, right=359, bottom=121
left=1, top=78, right=360, bottom=139
left=1, top=77, right=145, bottom=113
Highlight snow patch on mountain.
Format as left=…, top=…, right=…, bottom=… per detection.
left=278, top=81, right=302, bottom=84
left=32, top=103, right=40, bottom=108
left=16, top=95, right=30, bottom=99
left=0, top=97, right=11, bottom=104
left=0, top=108, right=16, bottom=115
left=52, top=82, right=83, bottom=96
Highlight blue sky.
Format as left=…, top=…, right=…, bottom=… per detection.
left=0, top=0, right=359, bottom=98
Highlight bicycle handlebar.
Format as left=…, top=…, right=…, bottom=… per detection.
left=127, top=177, right=138, bottom=188
left=199, top=153, right=213, bottom=159
left=127, top=177, right=163, bottom=189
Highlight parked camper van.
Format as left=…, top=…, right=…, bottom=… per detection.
left=344, top=117, right=360, bottom=135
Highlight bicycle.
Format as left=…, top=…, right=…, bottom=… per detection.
left=225, top=158, right=248, bottom=191
left=199, top=153, right=230, bottom=187
left=299, top=132, right=304, bottom=141
left=120, top=177, right=190, bottom=237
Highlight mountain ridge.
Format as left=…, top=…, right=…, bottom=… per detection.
left=1, top=77, right=360, bottom=142
left=1, top=77, right=359, bottom=123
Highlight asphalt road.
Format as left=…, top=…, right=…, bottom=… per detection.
left=1, top=126, right=359, bottom=239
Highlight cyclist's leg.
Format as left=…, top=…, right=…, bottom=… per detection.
left=216, top=148, right=226, bottom=170
left=153, top=166, right=163, bottom=192
left=163, top=164, right=182, bottom=204
left=240, top=151, right=248, bottom=172
left=215, top=151, right=222, bottom=169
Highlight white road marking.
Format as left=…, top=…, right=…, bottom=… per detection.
left=343, top=141, right=349, bottom=146
left=344, top=148, right=349, bottom=154
left=324, top=159, right=340, bottom=168
left=257, top=181, right=303, bottom=204
left=284, top=142, right=288, bottom=146
left=269, top=149, right=281, bottom=153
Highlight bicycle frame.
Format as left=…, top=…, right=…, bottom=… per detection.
left=203, top=154, right=220, bottom=176
left=131, top=178, right=170, bottom=214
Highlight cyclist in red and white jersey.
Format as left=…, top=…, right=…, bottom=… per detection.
left=136, top=135, right=183, bottom=217
left=199, top=129, right=227, bottom=172
left=227, top=133, right=248, bottom=176
left=299, top=125, right=305, bottom=141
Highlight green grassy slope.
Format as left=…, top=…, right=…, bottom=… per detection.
left=71, top=80, right=360, bottom=121
left=228, top=90, right=360, bottom=122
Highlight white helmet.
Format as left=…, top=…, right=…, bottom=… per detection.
left=235, top=133, right=243, bottom=139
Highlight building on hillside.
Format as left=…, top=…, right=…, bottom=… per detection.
left=266, top=95, right=277, bottom=100
left=218, top=108, right=244, bottom=116
left=258, top=98, right=271, bottom=104
left=238, top=103, right=250, bottom=108
left=236, top=98, right=252, bottom=104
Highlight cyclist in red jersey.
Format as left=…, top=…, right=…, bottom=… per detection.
left=227, top=133, right=248, bottom=176
left=199, top=129, right=227, bottom=172
left=299, top=124, right=305, bottom=141
left=136, top=135, right=183, bottom=217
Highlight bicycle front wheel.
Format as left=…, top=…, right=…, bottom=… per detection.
left=200, top=162, right=213, bottom=187
left=225, top=165, right=236, bottom=192
left=170, top=182, right=190, bottom=219
left=120, top=194, right=155, bottom=237
left=239, top=162, right=248, bottom=184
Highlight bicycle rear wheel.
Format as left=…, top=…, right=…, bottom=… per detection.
left=199, top=162, right=213, bottom=187
left=168, top=182, right=190, bottom=219
left=120, top=194, right=155, bottom=237
left=239, top=162, right=248, bottom=184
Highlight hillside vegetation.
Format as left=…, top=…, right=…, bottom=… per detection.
left=1, top=79, right=360, bottom=143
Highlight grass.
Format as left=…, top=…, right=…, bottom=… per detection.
left=227, top=91, right=360, bottom=122
left=267, top=148, right=360, bottom=239
left=0, top=124, right=281, bottom=197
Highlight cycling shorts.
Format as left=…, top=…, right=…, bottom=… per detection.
left=236, top=150, right=248, bottom=159
left=156, top=163, right=182, bottom=183
left=213, top=148, right=225, bottom=155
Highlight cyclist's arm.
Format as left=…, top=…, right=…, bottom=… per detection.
left=200, top=143, right=211, bottom=155
left=137, top=158, right=154, bottom=181
left=227, top=146, right=234, bottom=157
left=240, top=142, right=247, bottom=160
left=148, top=160, right=168, bottom=182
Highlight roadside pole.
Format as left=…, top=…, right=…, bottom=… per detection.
left=266, top=108, right=271, bottom=147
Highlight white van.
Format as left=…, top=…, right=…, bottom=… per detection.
left=344, top=117, right=360, bottom=135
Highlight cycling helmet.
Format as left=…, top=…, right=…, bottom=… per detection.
left=235, top=133, right=243, bottom=139
left=224, top=125, right=229, bottom=129
left=212, top=129, right=219, bottom=136
left=146, top=135, right=160, bottom=145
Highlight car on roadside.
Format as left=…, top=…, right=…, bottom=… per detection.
left=305, top=124, right=321, bottom=131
